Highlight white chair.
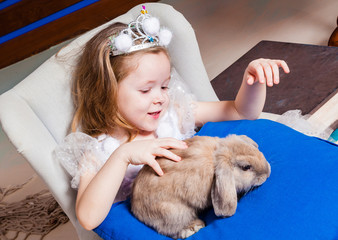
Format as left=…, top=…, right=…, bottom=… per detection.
left=0, top=3, right=218, bottom=239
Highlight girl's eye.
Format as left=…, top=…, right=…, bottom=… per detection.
left=162, top=86, right=169, bottom=91
left=140, top=89, right=150, bottom=94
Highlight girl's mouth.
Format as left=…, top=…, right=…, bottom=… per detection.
left=148, top=111, right=161, bottom=119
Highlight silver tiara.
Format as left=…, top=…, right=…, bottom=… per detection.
left=108, top=6, right=172, bottom=56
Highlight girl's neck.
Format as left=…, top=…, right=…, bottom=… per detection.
left=111, top=126, right=157, bottom=142
left=134, top=130, right=157, bottom=140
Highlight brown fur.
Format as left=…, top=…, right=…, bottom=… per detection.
left=131, top=135, right=271, bottom=239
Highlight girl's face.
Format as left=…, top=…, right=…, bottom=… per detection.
left=117, top=52, right=171, bottom=136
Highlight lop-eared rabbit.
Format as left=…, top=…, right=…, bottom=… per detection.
left=131, top=135, right=271, bottom=239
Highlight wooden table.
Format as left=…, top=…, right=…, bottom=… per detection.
left=211, top=40, right=338, bottom=129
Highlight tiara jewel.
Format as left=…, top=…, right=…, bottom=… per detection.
left=108, top=6, right=172, bottom=56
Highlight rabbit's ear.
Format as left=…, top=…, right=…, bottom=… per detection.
left=211, top=165, right=237, bottom=217
left=238, top=135, right=258, bottom=148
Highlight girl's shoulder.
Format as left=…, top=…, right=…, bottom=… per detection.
left=96, top=133, right=121, bottom=158
left=55, top=132, right=121, bottom=158
left=53, top=132, right=121, bottom=188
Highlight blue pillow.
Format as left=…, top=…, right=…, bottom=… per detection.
left=94, top=119, right=338, bottom=240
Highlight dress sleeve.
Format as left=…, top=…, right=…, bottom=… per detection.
left=53, top=132, right=119, bottom=189
left=156, top=68, right=197, bottom=140
left=275, top=109, right=333, bottom=139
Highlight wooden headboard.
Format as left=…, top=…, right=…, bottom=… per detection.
left=0, top=0, right=157, bottom=69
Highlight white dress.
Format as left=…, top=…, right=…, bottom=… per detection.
left=53, top=70, right=196, bottom=202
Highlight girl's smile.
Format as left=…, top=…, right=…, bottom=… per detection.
left=148, top=110, right=162, bottom=119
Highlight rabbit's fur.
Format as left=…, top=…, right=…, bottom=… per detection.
left=131, top=135, right=271, bottom=239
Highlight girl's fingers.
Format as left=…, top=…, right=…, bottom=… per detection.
left=247, top=75, right=255, bottom=85
left=149, top=139, right=187, bottom=175
left=147, top=159, right=164, bottom=176
left=275, top=60, right=290, bottom=74
left=157, top=138, right=188, bottom=150
left=247, top=59, right=290, bottom=86
left=262, top=62, right=273, bottom=87
left=153, top=147, right=181, bottom=162
left=271, top=62, right=280, bottom=85
left=255, top=64, right=265, bottom=84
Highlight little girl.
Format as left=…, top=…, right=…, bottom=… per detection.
left=54, top=7, right=289, bottom=233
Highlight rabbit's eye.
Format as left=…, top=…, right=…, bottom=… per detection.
left=240, top=165, right=252, bottom=171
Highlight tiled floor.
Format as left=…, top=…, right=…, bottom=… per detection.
left=0, top=0, right=337, bottom=239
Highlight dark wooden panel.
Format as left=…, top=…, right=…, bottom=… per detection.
left=0, top=0, right=158, bottom=69
left=211, top=41, right=338, bottom=115
left=0, top=0, right=81, bottom=36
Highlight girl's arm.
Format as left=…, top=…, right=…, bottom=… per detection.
left=75, top=138, right=187, bottom=230
left=195, top=59, right=290, bottom=126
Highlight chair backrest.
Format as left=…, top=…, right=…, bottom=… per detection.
left=0, top=3, right=218, bottom=239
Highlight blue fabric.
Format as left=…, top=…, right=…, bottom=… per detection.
left=94, top=119, right=338, bottom=240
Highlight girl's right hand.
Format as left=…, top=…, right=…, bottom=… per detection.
left=115, top=138, right=188, bottom=176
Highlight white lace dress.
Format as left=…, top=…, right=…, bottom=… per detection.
left=53, top=70, right=196, bottom=202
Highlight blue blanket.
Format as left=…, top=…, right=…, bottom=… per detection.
left=94, top=119, right=338, bottom=240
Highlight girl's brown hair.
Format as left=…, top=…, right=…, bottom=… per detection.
left=71, top=22, right=170, bottom=141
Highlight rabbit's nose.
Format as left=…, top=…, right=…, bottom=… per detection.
left=256, top=176, right=266, bottom=186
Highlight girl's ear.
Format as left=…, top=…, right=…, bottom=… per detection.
left=211, top=163, right=237, bottom=217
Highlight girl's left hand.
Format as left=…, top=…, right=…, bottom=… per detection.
left=245, top=58, right=290, bottom=87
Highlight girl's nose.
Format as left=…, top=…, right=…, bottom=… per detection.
left=153, top=90, right=166, bottom=104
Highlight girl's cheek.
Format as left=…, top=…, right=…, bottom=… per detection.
left=165, top=95, right=170, bottom=104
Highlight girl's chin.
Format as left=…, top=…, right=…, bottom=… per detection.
left=136, top=123, right=158, bottom=134
left=134, top=110, right=167, bottom=136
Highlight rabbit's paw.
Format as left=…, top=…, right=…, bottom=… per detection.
left=178, top=219, right=205, bottom=239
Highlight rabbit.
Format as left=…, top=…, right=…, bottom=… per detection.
left=131, top=134, right=271, bottom=239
